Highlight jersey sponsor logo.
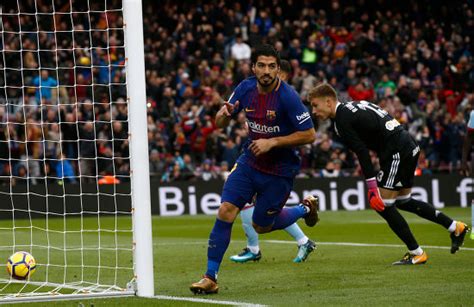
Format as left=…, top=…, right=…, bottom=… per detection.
left=245, top=107, right=255, bottom=112
left=296, top=111, right=310, bottom=121
left=395, top=182, right=403, bottom=187
left=248, top=121, right=280, bottom=134
left=385, top=118, right=400, bottom=131
left=296, top=111, right=311, bottom=124
left=266, top=110, right=276, bottom=120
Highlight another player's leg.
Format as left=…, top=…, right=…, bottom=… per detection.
left=284, top=223, right=317, bottom=263
left=253, top=199, right=319, bottom=233
left=266, top=195, right=319, bottom=231
left=230, top=205, right=262, bottom=263
left=395, top=194, right=470, bottom=254
left=252, top=175, right=319, bottom=234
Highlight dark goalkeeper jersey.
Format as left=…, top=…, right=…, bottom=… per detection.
left=334, top=100, right=405, bottom=179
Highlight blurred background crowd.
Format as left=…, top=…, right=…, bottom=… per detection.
left=0, top=0, right=473, bottom=185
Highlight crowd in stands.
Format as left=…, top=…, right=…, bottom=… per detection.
left=0, top=0, right=473, bottom=184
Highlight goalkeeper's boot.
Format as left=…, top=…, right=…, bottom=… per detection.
left=302, top=195, right=319, bottom=227
left=392, top=251, right=428, bottom=265
left=190, top=275, right=218, bottom=294
left=229, top=248, right=261, bottom=263
left=450, top=222, right=470, bottom=254
left=293, top=239, right=317, bottom=263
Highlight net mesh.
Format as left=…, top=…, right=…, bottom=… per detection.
left=0, top=0, right=134, bottom=299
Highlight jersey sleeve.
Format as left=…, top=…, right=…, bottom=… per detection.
left=282, top=89, right=314, bottom=131
left=227, top=81, right=246, bottom=114
left=337, top=108, right=377, bottom=179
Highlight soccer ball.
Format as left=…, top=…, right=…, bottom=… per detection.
left=6, top=251, right=36, bottom=280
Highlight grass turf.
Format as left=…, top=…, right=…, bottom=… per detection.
left=1, top=207, right=473, bottom=306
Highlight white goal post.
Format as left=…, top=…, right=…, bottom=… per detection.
left=123, top=0, right=155, bottom=298
left=0, top=0, right=154, bottom=302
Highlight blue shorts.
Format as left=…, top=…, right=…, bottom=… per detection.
left=221, top=162, right=293, bottom=227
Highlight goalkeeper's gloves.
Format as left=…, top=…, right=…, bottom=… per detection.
left=366, top=177, right=385, bottom=212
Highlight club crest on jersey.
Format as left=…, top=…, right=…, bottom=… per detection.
left=266, top=110, right=276, bottom=120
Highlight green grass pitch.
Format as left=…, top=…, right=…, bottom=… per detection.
left=1, top=207, right=473, bottom=306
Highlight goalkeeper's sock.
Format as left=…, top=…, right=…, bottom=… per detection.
left=271, top=206, right=306, bottom=231
left=409, top=246, right=424, bottom=256
left=396, top=197, right=453, bottom=229
left=206, top=218, right=233, bottom=280
left=284, top=223, right=307, bottom=245
left=448, top=221, right=457, bottom=233
left=377, top=205, right=419, bottom=251
left=240, top=206, right=259, bottom=248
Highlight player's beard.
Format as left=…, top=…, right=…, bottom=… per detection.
left=257, top=74, right=276, bottom=89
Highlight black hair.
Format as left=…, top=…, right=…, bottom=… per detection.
left=251, top=44, right=281, bottom=66
left=280, top=59, right=291, bottom=74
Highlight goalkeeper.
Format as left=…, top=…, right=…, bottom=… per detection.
left=229, top=60, right=316, bottom=264
left=308, top=83, right=470, bottom=265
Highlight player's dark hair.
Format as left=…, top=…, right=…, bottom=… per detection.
left=307, top=83, right=338, bottom=101
left=280, top=59, right=291, bottom=74
left=252, top=44, right=281, bottom=66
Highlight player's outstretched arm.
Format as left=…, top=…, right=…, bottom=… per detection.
left=249, top=128, right=316, bottom=156
left=215, top=101, right=240, bottom=128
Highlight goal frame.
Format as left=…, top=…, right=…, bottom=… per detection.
left=0, top=0, right=154, bottom=302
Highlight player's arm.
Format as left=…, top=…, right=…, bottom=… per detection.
left=248, top=128, right=316, bottom=156
left=337, top=111, right=384, bottom=212
left=215, top=83, right=245, bottom=128
left=215, top=101, right=240, bottom=128
left=337, top=113, right=376, bottom=179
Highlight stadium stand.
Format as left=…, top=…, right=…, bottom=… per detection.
left=1, top=0, right=473, bottom=184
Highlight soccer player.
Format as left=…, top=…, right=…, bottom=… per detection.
left=190, top=45, right=319, bottom=294
left=230, top=59, right=317, bottom=264
left=308, top=83, right=470, bottom=265
left=461, top=98, right=474, bottom=176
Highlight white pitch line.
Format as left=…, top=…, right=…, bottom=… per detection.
left=153, top=295, right=267, bottom=306
left=263, top=240, right=474, bottom=251
left=153, top=239, right=474, bottom=251
left=151, top=239, right=473, bottom=306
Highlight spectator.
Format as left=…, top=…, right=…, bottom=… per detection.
left=230, top=34, right=251, bottom=62
left=55, top=153, right=77, bottom=184
left=32, top=70, right=57, bottom=104
left=1, top=0, right=472, bottom=183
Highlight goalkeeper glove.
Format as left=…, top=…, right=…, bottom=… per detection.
left=366, top=177, right=385, bottom=212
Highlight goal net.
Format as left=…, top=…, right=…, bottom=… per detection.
left=0, top=0, right=153, bottom=302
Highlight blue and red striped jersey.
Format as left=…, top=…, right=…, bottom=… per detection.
left=228, top=76, right=314, bottom=177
